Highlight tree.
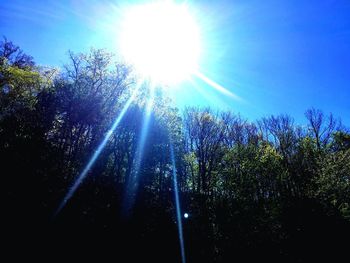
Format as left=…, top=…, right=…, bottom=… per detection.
left=2, top=38, right=350, bottom=263
left=184, top=107, right=227, bottom=196
left=305, top=108, right=337, bottom=151
left=314, top=149, right=350, bottom=219
left=332, top=131, right=350, bottom=152
left=0, top=37, right=34, bottom=68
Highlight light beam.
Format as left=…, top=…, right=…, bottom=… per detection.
left=194, top=71, right=242, bottom=101
left=54, top=86, right=140, bottom=216
left=170, top=143, right=186, bottom=263
left=122, top=84, right=155, bottom=216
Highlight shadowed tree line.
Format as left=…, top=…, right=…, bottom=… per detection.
left=1, top=39, right=350, bottom=262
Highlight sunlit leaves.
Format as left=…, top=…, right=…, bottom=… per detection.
left=314, top=150, right=350, bottom=218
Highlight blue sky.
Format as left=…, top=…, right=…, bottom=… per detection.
left=1, top=0, right=349, bottom=125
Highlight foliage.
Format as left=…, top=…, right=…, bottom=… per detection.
left=1, top=39, right=349, bottom=262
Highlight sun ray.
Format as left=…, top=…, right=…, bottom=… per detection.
left=170, top=142, right=186, bottom=263
left=188, top=77, right=231, bottom=109
left=122, top=83, right=155, bottom=216
left=54, top=85, right=140, bottom=216
left=194, top=71, right=243, bottom=101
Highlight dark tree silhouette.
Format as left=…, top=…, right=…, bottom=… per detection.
left=1, top=39, right=349, bottom=262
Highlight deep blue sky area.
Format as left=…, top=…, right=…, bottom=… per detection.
left=1, top=0, right=349, bottom=125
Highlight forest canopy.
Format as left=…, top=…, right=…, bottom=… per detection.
left=1, top=38, right=350, bottom=262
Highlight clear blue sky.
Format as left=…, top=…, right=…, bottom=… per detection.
left=1, top=0, right=349, bottom=125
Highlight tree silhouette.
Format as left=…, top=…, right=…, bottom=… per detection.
left=1, top=38, right=349, bottom=262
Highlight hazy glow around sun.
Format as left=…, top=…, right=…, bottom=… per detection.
left=119, top=1, right=201, bottom=85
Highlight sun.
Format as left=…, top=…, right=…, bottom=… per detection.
left=119, top=1, right=201, bottom=85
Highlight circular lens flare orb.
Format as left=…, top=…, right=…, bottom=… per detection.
left=120, top=1, right=201, bottom=85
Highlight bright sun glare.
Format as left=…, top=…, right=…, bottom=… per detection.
left=120, top=1, right=201, bottom=85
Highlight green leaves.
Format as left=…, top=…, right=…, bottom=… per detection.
left=2, top=38, right=350, bottom=262
left=314, top=150, right=350, bottom=217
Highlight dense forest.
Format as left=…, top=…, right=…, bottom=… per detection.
left=2, top=38, right=350, bottom=262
